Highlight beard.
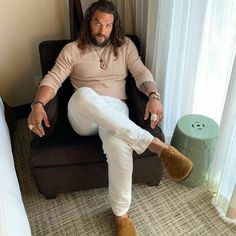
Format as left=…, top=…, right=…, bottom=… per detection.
left=91, top=34, right=110, bottom=47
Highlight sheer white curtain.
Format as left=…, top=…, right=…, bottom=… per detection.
left=147, top=0, right=209, bottom=142
left=144, top=0, right=236, bottom=223
left=209, top=58, right=236, bottom=223
left=193, top=0, right=236, bottom=124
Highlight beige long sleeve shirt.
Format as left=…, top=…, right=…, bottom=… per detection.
left=40, top=36, right=154, bottom=100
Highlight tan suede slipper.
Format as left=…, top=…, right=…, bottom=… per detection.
left=115, top=216, right=137, bottom=236
left=160, top=145, right=193, bottom=181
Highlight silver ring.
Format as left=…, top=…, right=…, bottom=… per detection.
left=37, top=123, right=43, bottom=128
left=150, top=114, right=158, bottom=121
left=28, top=124, right=34, bottom=130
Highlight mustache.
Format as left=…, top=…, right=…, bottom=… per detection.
left=95, top=33, right=106, bottom=38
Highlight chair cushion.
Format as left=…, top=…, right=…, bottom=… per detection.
left=31, top=121, right=105, bottom=167
left=30, top=123, right=155, bottom=168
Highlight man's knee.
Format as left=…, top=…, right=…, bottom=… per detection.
left=102, top=134, right=132, bottom=159
left=68, top=87, right=95, bottom=111
left=74, top=87, right=95, bottom=102
left=77, top=87, right=94, bottom=95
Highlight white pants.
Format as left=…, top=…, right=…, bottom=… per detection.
left=68, top=87, right=153, bottom=216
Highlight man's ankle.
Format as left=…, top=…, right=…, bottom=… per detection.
left=115, top=213, right=128, bottom=219
left=148, top=138, right=168, bottom=155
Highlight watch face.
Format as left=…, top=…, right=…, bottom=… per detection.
left=149, top=93, right=161, bottom=102
left=149, top=92, right=158, bottom=96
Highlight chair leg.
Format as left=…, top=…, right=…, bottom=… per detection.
left=147, top=180, right=160, bottom=186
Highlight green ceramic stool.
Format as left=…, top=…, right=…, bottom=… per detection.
left=170, top=114, right=219, bottom=187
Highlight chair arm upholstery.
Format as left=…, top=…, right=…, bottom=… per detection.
left=38, top=39, right=72, bottom=137
left=43, top=96, right=59, bottom=136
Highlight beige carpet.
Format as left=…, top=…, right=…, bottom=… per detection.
left=13, top=119, right=236, bottom=236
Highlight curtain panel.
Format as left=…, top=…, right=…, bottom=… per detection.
left=140, top=0, right=236, bottom=223
left=209, top=57, right=236, bottom=223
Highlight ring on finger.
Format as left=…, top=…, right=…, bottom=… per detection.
left=37, top=123, right=43, bottom=128
left=28, top=124, right=34, bottom=130
left=150, top=114, right=158, bottom=121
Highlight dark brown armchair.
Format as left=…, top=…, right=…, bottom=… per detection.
left=30, top=35, right=164, bottom=199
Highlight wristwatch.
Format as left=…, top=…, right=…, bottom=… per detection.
left=31, top=101, right=45, bottom=109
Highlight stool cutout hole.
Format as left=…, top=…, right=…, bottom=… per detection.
left=192, top=121, right=206, bottom=130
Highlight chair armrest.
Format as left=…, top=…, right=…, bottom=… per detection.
left=43, top=96, right=59, bottom=136
left=126, top=75, right=165, bottom=142
left=31, top=96, right=58, bottom=142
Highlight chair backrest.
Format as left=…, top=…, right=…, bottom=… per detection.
left=39, top=40, right=72, bottom=77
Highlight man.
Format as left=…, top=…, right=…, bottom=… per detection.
left=28, top=1, right=192, bottom=235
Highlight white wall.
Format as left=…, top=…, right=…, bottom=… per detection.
left=0, top=0, right=69, bottom=106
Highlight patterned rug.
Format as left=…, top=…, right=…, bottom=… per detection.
left=13, top=119, right=236, bottom=236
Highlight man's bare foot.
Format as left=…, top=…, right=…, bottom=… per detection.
left=148, top=137, right=169, bottom=155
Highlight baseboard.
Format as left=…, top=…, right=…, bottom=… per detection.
left=13, top=103, right=31, bottom=120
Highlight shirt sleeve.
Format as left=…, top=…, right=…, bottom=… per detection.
left=126, top=38, right=154, bottom=88
left=39, top=43, right=74, bottom=94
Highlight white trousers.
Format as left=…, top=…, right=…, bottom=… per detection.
left=68, top=87, right=153, bottom=216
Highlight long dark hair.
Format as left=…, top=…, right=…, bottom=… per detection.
left=78, top=0, right=125, bottom=57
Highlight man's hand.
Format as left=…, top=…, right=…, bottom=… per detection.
left=144, top=97, right=163, bottom=129
left=27, top=103, right=50, bottom=137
